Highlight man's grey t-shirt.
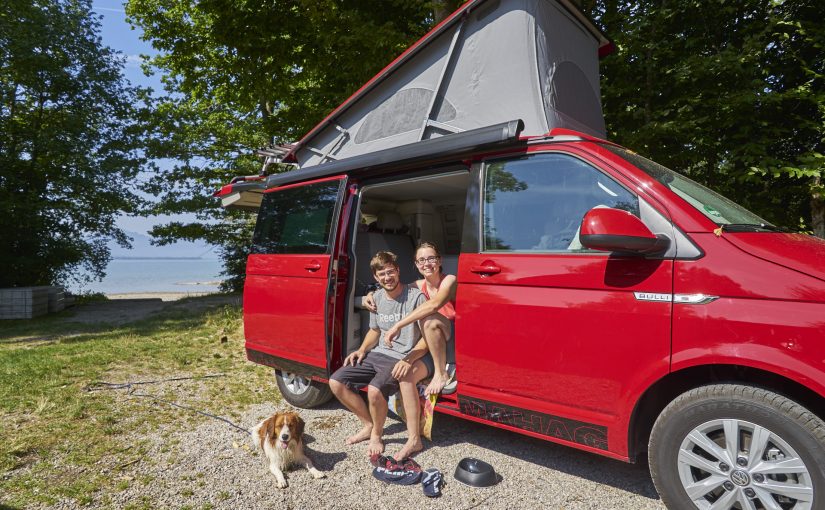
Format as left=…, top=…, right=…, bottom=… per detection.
left=369, top=285, right=426, bottom=360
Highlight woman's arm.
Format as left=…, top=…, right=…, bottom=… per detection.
left=364, top=282, right=418, bottom=312
left=383, top=275, right=457, bottom=344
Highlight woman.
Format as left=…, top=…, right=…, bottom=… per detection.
left=366, top=241, right=457, bottom=397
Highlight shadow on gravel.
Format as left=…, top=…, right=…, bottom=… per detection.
left=431, top=412, right=660, bottom=501
left=304, top=445, right=348, bottom=472
left=308, top=398, right=660, bottom=501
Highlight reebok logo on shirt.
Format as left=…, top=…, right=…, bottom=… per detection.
left=378, top=312, right=402, bottom=323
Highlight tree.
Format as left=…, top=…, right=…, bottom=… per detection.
left=131, top=0, right=824, bottom=294
left=586, top=0, right=824, bottom=236
left=0, top=0, right=148, bottom=288
left=126, top=0, right=462, bottom=290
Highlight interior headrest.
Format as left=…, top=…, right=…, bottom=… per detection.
left=376, top=211, right=403, bottom=231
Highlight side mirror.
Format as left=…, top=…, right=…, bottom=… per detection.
left=580, top=207, right=669, bottom=255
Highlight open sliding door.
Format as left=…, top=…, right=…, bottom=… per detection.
left=244, top=176, right=349, bottom=379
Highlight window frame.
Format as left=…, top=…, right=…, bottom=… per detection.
left=251, top=177, right=347, bottom=255
left=478, top=151, right=641, bottom=255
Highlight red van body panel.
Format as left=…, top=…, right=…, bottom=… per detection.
left=243, top=176, right=349, bottom=376
left=457, top=251, right=673, bottom=459
left=671, top=232, right=825, bottom=396
left=723, top=232, right=825, bottom=282
left=244, top=255, right=331, bottom=371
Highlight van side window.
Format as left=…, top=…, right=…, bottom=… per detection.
left=252, top=181, right=341, bottom=254
left=483, top=154, right=639, bottom=252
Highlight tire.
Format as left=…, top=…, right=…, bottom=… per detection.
left=274, top=370, right=333, bottom=408
left=648, top=384, right=825, bottom=510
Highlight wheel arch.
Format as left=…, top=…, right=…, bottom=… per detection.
left=627, top=364, right=825, bottom=462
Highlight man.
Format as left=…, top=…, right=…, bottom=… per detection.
left=329, top=251, right=434, bottom=457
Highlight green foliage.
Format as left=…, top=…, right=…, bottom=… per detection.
left=126, top=0, right=462, bottom=290
left=0, top=0, right=149, bottom=287
left=587, top=0, right=824, bottom=235
left=128, top=0, right=824, bottom=286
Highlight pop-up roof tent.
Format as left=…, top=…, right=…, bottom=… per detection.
left=284, top=0, right=611, bottom=169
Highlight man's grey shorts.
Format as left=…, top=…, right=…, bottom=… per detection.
left=330, top=351, right=434, bottom=398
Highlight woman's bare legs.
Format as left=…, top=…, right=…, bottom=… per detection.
left=420, top=314, right=452, bottom=396
left=393, top=359, right=429, bottom=460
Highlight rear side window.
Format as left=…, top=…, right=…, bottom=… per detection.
left=252, top=180, right=342, bottom=254
left=483, top=153, right=638, bottom=252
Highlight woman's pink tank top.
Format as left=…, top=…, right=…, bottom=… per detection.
left=420, top=275, right=456, bottom=322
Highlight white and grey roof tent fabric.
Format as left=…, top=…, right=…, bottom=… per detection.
left=284, top=0, right=611, bottom=169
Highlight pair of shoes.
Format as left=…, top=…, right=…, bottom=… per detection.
left=422, top=468, right=444, bottom=497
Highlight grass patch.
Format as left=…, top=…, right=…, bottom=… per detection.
left=0, top=296, right=274, bottom=507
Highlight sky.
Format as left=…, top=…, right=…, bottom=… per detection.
left=91, top=1, right=214, bottom=252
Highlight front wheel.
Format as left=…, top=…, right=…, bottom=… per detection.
left=649, top=384, right=825, bottom=510
left=274, top=370, right=333, bottom=408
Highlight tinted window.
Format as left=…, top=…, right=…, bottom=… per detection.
left=252, top=180, right=342, bottom=254
left=483, top=154, right=638, bottom=252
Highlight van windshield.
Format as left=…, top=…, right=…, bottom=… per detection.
left=600, top=144, right=783, bottom=232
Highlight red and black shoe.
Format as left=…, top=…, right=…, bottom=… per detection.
left=369, top=454, right=400, bottom=470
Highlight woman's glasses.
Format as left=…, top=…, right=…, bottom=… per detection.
left=415, top=256, right=440, bottom=265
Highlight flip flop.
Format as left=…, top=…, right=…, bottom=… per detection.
left=372, top=466, right=423, bottom=485
left=422, top=468, right=444, bottom=497
left=441, top=364, right=457, bottom=395
left=369, top=454, right=399, bottom=470
left=397, top=457, right=422, bottom=473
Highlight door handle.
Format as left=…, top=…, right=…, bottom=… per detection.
left=304, top=261, right=322, bottom=272
left=470, top=263, right=501, bottom=275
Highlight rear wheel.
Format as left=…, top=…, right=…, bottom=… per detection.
left=649, top=384, right=825, bottom=510
left=274, top=370, right=333, bottom=408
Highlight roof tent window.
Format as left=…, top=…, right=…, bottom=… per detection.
left=549, top=61, right=603, bottom=135
left=354, top=88, right=457, bottom=144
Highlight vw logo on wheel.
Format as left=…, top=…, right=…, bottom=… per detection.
left=731, top=470, right=751, bottom=486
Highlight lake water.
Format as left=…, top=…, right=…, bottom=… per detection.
left=70, top=258, right=225, bottom=294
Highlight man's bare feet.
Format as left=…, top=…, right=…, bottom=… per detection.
left=367, top=436, right=384, bottom=456
left=345, top=424, right=372, bottom=445
left=424, top=371, right=449, bottom=396
left=394, top=437, right=423, bottom=461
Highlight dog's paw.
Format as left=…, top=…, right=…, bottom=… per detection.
left=275, top=478, right=288, bottom=489
left=310, top=468, right=326, bottom=479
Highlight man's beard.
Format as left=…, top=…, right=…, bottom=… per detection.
left=380, top=279, right=398, bottom=291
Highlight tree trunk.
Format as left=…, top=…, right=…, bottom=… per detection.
left=812, top=176, right=824, bottom=239
left=432, top=1, right=463, bottom=23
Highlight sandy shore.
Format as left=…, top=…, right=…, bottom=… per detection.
left=105, top=291, right=220, bottom=301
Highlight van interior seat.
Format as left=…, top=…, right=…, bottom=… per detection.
left=375, top=211, right=404, bottom=233
left=355, top=211, right=417, bottom=290
left=352, top=210, right=417, bottom=348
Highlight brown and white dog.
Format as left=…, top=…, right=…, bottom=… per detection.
left=251, top=411, right=325, bottom=488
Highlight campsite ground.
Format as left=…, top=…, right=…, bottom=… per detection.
left=0, top=296, right=665, bottom=509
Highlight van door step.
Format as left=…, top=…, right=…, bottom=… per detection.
left=435, top=392, right=459, bottom=411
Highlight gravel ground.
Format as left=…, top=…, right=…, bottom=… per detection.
left=74, top=399, right=664, bottom=510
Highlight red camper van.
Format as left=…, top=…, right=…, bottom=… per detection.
left=216, top=1, right=825, bottom=508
